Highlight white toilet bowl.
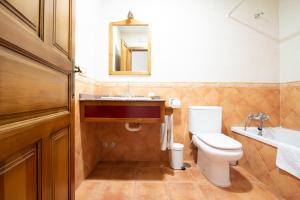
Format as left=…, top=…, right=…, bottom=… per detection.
left=192, top=134, right=243, bottom=187
left=188, top=106, right=243, bottom=187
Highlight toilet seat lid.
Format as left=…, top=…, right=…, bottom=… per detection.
left=196, top=133, right=242, bottom=150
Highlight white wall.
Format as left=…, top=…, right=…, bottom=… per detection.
left=75, top=0, right=103, bottom=77
left=279, top=0, right=300, bottom=82
left=76, top=0, right=280, bottom=83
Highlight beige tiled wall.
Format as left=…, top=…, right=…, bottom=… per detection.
left=98, top=82, right=280, bottom=162
left=280, top=81, right=300, bottom=131
left=75, top=75, right=102, bottom=189
left=233, top=133, right=300, bottom=199
left=75, top=76, right=281, bottom=188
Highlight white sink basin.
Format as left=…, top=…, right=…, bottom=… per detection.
left=79, top=94, right=164, bottom=101
left=100, top=96, right=152, bottom=101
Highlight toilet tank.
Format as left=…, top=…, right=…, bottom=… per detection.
left=188, top=106, right=222, bottom=135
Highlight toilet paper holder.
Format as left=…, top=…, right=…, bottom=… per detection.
left=168, top=98, right=181, bottom=109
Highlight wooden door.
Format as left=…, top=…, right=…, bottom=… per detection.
left=0, top=0, right=75, bottom=199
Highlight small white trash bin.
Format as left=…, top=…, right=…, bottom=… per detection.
left=170, top=143, right=184, bottom=170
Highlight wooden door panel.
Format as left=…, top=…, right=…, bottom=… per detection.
left=51, top=128, right=69, bottom=200
left=53, top=0, right=70, bottom=55
left=1, top=0, right=41, bottom=34
left=0, top=144, right=39, bottom=200
left=0, top=0, right=74, bottom=199
left=0, top=3, right=71, bottom=72
left=0, top=46, right=69, bottom=120
left=0, top=111, right=70, bottom=162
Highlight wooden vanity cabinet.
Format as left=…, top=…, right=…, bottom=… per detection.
left=80, top=100, right=166, bottom=123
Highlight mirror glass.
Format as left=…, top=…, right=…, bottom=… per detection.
left=110, top=25, right=150, bottom=75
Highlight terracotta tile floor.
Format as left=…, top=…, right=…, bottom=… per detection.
left=75, top=161, right=280, bottom=200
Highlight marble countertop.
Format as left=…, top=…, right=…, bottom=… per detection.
left=79, top=94, right=165, bottom=102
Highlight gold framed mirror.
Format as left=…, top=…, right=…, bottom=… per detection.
left=109, top=13, right=151, bottom=75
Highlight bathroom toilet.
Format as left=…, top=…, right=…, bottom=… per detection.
left=189, top=106, right=243, bottom=187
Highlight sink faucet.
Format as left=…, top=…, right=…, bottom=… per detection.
left=244, top=114, right=254, bottom=131
left=257, top=113, right=271, bottom=135
left=244, top=113, right=271, bottom=135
